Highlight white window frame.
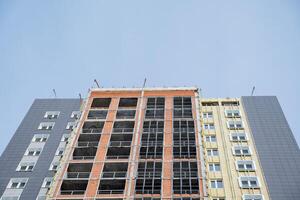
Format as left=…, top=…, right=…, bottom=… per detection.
left=55, top=148, right=65, bottom=156
left=242, top=194, right=263, bottom=200
left=209, top=163, right=221, bottom=172
left=236, top=160, right=256, bottom=171
left=205, top=135, right=217, bottom=142
left=66, top=122, right=76, bottom=130
left=239, top=176, right=260, bottom=189
left=232, top=146, right=251, bottom=156
left=42, top=177, right=53, bottom=188
left=210, top=179, right=223, bottom=188
left=227, top=121, right=244, bottom=130
left=7, top=178, right=28, bottom=189
left=207, top=148, right=219, bottom=156
left=25, top=148, right=42, bottom=156
left=32, top=134, right=49, bottom=143
left=70, top=111, right=81, bottom=119
left=202, top=112, right=213, bottom=119
left=16, top=162, right=35, bottom=172
left=204, top=123, right=215, bottom=130
left=38, top=122, right=55, bottom=130
left=225, top=110, right=240, bottom=118
left=212, top=198, right=225, bottom=200
left=49, top=162, right=59, bottom=171
left=44, top=111, right=60, bottom=119
left=230, top=132, right=247, bottom=142
left=61, top=134, right=70, bottom=142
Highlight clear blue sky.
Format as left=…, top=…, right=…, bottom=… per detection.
left=1, top=0, right=300, bottom=155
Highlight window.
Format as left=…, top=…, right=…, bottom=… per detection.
left=202, top=112, right=213, bottom=119
left=207, top=149, right=219, bottom=156
left=49, top=162, right=59, bottom=171
left=56, top=148, right=65, bottom=156
left=243, top=194, right=263, bottom=200
left=8, top=178, right=28, bottom=189
left=71, top=111, right=81, bottom=119
left=118, top=98, right=138, bottom=107
left=32, top=134, right=49, bottom=143
left=205, top=135, right=217, bottom=142
left=42, top=177, right=53, bottom=188
left=233, top=146, right=251, bottom=156
left=16, top=162, right=35, bottom=172
left=210, top=180, right=223, bottom=188
left=91, top=98, right=111, bottom=108
left=227, top=121, right=243, bottom=129
left=25, top=148, right=42, bottom=156
left=145, top=97, right=165, bottom=119
left=221, top=101, right=239, bottom=106
left=209, top=163, right=220, bottom=172
left=230, top=133, right=247, bottom=142
left=38, top=122, right=55, bottom=130
left=173, top=97, right=193, bottom=118
left=66, top=122, right=76, bottom=130
left=236, top=160, right=255, bottom=171
left=203, top=123, right=215, bottom=130
left=212, top=198, right=225, bottom=200
left=239, top=177, right=260, bottom=189
left=225, top=110, right=240, bottom=118
left=44, top=111, right=60, bottom=119
left=61, top=134, right=70, bottom=142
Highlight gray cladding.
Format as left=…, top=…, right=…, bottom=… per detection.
left=241, top=96, right=300, bottom=200
left=0, top=99, right=81, bottom=199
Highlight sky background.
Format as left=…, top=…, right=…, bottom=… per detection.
left=0, top=0, right=300, bottom=155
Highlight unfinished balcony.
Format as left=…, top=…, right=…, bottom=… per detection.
left=116, top=110, right=136, bottom=119
left=60, top=180, right=88, bottom=195
left=87, top=110, right=108, bottom=120
left=109, top=134, right=132, bottom=147
left=98, top=179, right=126, bottom=195
left=77, top=134, right=100, bottom=147
left=91, top=98, right=111, bottom=109
left=65, top=163, right=93, bottom=179
left=101, top=163, right=128, bottom=179
left=82, top=121, right=104, bottom=134
left=73, top=146, right=97, bottom=160
left=112, top=121, right=135, bottom=134
left=106, top=146, right=131, bottom=160
left=118, top=98, right=138, bottom=108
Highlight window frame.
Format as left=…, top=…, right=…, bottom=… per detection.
left=44, top=111, right=60, bottom=119
left=239, top=176, right=260, bottom=189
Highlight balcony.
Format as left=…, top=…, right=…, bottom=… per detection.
left=73, top=147, right=97, bottom=160
left=106, top=147, right=131, bottom=159
left=112, top=121, right=135, bottom=134
left=109, top=134, right=132, bottom=147
left=101, top=163, right=128, bottom=179
left=82, top=121, right=104, bottom=134
left=65, top=163, right=92, bottom=179
left=60, top=180, right=88, bottom=195
left=98, top=179, right=126, bottom=194
left=77, top=134, right=100, bottom=147
left=116, top=110, right=136, bottom=119
left=87, top=110, right=108, bottom=120
left=91, top=98, right=111, bottom=109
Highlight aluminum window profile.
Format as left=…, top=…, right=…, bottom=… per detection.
left=227, top=121, right=244, bottom=130
left=230, top=132, right=248, bottom=142
left=38, top=122, right=55, bottom=130
left=16, top=162, right=36, bottom=172
left=32, top=134, right=49, bottom=143
left=239, top=176, right=260, bottom=189
left=210, top=180, right=224, bottom=189
left=44, top=111, right=60, bottom=119
left=7, top=178, right=28, bottom=189
left=232, top=146, right=252, bottom=156
left=224, top=109, right=241, bottom=118
left=66, top=122, right=76, bottom=130
left=173, top=97, right=193, bottom=119
left=202, top=112, right=213, bottom=119
left=235, top=160, right=256, bottom=171
left=242, top=194, right=264, bottom=200
left=70, top=111, right=81, bottom=119
left=42, top=177, right=53, bottom=188
left=25, top=148, right=42, bottom=156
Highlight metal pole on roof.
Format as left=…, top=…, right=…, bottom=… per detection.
left=143, top=78, right=147, bottom=88
left=251, top=86, right=256, bottom=96
left=94, top=79, right=100, bottom=88
left=52, top=89, right=57, bottom=98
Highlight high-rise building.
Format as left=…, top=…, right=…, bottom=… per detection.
left=0, top=88, right=299, bottom=200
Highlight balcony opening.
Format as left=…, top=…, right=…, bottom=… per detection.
left=102, top=163, right=128, bottom=179
left=221, top=101, right=239, bottom=106
left=73, top=146, right=97, bottom=160
left=109, top=134, right=132, bottom=147
left=66, top=163, right=93, bottom=179
left=118, top=98, right=138, bottom=108
left=98, top=179, right=126, bottom=194
left=77, top=134, right=101, bottom=147
left=116, top=110, right=136, bottom=119
left=91, top=98, right=111, bottom=108
left=60, top=180, right=88, bottom=195
left=106, top=147, right=131, bottom=159
left=113, top=121, right=135, bottom=133
left=82, top=121, right=104, bottom=133
left=201, top=102, right=219, bottom=106
left=87, top=110, right=108, bottom=120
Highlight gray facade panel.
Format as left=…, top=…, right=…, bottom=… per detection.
left=0, top=99, right=81, bottom=200
left=242, top=96, right=300, bottom=200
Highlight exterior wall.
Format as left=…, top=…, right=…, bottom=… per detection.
left=200, top=98, right=270, bottom=200
left=48, top=88, right=205, bottom=200
left=241, top=96, right=300, bottom=200
left=0, top=99, right=81, bottom=200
